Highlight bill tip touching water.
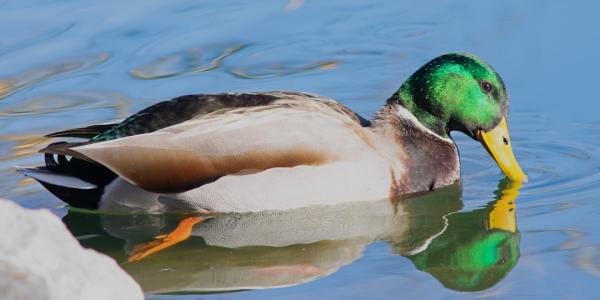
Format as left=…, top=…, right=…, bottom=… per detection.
left=18, top=52, right=526, bottom=263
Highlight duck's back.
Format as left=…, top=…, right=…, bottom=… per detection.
left=92, top=92, right=370, bottom=141
left=26, top=92, right=394, bottom=212
left=94, top=93, right=393, bottom=212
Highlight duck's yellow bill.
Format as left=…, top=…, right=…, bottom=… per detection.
left=477, top=117, right=527, bottom=182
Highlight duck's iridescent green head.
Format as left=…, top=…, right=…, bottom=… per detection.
left=393, top=53, right=506, bottom=135
left=390, top=53, right=527, bottom=182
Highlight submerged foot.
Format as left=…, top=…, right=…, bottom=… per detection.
left=128, top=216, right=205, bottom=262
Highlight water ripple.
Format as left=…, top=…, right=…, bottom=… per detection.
left=0, top=90, right=129, bottom=117
left=0, top=134, right=47, bottom=161
left=571, top=245, right=600, bottom=276
left=129, top=44, right=245, bottom=79
left=457, top=113, right=600, bottom=212
left=0, top=23, right=75, bottom=57
left=0, top=52, right=110, bottom=100
left=521, top=229, right=600, bottom=276
left=518, top=137, right=600, bottom=201
left=230, top=60, right=338, bottom=79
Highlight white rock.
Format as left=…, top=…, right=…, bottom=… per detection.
left=0, top=199, right=143, bottom=300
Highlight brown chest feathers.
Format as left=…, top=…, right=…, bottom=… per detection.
left=373, top=105, right=460, bottom=199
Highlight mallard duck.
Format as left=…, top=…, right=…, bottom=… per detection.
left=21, top=53, right=526, bottom=213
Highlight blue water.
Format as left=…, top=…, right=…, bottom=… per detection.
left=1, top=0, right=600, bottom=298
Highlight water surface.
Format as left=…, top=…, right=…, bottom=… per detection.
left=1, top=0, right=599, bottom=298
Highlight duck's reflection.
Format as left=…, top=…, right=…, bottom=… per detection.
left=401, top=180, right=520, bottom=292
left=63, top=180, right=521, bottom=294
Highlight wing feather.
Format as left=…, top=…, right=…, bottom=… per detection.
left=73, top=103, right=371, bottom=193
left=44, top=124, right=118, bottom=139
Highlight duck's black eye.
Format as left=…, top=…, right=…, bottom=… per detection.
left=480, top=81, right=493, bottom=93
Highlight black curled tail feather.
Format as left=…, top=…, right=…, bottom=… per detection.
left=21, top=142, right=118, bottom=210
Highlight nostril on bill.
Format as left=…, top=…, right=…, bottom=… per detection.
left=503, top=136, right=509, bottom=145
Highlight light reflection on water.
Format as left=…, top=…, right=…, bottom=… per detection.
left=1, top=0, right=600, bottom=298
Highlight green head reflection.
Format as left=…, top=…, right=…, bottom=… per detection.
left=406, top=179, right=521, bottom=291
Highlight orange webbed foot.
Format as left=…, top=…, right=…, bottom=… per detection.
left=128, top=216, right=204, bottom=262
